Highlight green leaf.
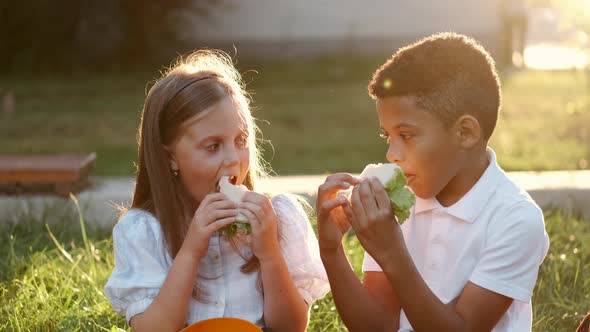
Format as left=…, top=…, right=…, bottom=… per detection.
left=219, top=222, right=252, bottom=237
left=383, top=168, right=416, bottom=224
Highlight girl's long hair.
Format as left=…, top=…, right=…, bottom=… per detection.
left=127, top=50, right=268, bottom=300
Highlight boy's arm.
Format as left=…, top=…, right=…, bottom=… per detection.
left=317, top=173, right=398, bottom=331
left=379, top=247, right=513, bottom=332
left=321, top=249, right=399, bottom=332
left=347, top=178, right=532, bottom=331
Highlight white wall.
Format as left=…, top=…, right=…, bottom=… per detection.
left=190, top=0, right=502, bottom=42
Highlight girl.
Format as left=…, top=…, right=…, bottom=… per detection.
left=104, top=50, right=329, bottom=332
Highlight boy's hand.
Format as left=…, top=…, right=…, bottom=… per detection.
left=345, top=178, right=405, bottom=264
left=184, top=193, right=238, bottom=259
left=239, top=191, right=281, bottom=263
left=316, top=173, right=359, bottom=256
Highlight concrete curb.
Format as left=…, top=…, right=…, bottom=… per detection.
left=1, top=172, right=589, bottom=228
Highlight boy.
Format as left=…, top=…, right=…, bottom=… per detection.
left=317, top=32, right=549, bottom=331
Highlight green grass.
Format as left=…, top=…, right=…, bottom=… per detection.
left=1, top=58, right=589, bottom=176
left=0, top=203, right=588, bottom=331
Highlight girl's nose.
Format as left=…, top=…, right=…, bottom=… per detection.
left=222, top=145, right=240, bottom=166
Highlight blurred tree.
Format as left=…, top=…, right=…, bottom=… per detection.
left=548, top=0, right=590, bottom=41
left=0, top=0, right=81, bottom=71
left=0, top=0, right=220, bottom=71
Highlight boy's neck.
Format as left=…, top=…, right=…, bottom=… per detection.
left=436, top=147, right=490, bottom=207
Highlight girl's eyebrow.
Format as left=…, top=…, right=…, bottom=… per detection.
left=198, top=135, right=222, bottom=144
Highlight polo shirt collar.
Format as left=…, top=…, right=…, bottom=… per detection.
left=413, top=147, right=503, bottom=223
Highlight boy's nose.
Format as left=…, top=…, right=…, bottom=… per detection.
left=386, top=143, right=403, bottom=164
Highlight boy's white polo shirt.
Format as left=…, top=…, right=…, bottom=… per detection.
left=362, top=148, right=550, bottom=332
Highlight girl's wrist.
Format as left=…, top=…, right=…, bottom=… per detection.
left=256, top=246, right=283, bottom=265
left=177, top=245, right=204, bottom=267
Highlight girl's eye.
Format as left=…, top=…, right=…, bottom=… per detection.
left=379, top=131, right=390, bottom=143
left=206, top=143, right=220, bottom=151
left=236, top=135, right=249, bottom=148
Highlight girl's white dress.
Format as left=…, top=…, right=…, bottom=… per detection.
left=104, top=194, right=329, bottom=328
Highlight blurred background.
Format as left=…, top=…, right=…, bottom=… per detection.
left=1, top=2, right=590, bottom=331
left=1, top=0, right=589, bottom=176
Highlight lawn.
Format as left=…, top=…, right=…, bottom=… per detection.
left=0, top=203, right=588, bottom=331
left=1, top=57, right=589, bottom=176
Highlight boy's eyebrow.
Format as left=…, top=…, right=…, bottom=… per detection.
left=385, top=122, right=418, bottom=130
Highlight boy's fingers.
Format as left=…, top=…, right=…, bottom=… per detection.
left=359, top=179, right=379, bottom=216
left=324, top=173, right=361, bottom=184
left=342, top=201, right=357, bottom=228
left=350, top=184, right=367, bottom=226
left=371, top=178, right=391, bottom=211
left=318, top=196, right=348, bottom=218
left=318, top=174, right=360, bottom=199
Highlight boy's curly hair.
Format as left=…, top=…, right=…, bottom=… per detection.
left=368, top=32, right=501, bottom=140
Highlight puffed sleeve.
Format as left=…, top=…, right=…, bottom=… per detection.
left=103, top=209, right=173, bottom=323
left=470, top=201, right=549, bottom=302
left=271, top=194, right=330, bottom=305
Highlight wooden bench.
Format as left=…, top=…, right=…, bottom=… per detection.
left=0, top=153, right=96, bottom=197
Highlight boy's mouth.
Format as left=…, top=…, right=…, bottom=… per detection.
left=405, top=174, right=415, bottom=186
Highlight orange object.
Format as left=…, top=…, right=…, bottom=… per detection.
left=181, top=317, right=262, bottom=332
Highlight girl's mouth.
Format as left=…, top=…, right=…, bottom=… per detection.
left=216, top=175, right=238, bottom=192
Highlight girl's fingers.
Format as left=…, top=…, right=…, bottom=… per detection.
left=201, top=192, right=230, bottom=205
left=241, top=191, right=270, bottom=206
left=239, top=201, right=265, bottom=224
left=208, top=216, right=238, bottom=232
left=237, top=207, right=259, bottom=227
left=206, top=199, right=238, bottom=211
left=204, top=209, right=239, bottom=225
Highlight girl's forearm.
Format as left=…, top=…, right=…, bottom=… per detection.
left=320, top=247, right=396, bottom=332
left=132, top=250, right=201, bottom=332
left=259, top=255, right=309, bottom=332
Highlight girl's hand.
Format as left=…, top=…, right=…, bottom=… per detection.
left=316, top=173, right=360, bottom=256
left=182, top=193, right=238, bottom=259
left=344, top=178, right=404, bottom=264
left=239, top=192, right=281, bottom=262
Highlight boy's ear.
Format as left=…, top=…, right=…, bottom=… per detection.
left=454, top=114, right=482, bottom=148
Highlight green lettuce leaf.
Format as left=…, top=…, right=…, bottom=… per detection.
left=383, top=168, right=416, bottom=224
left=219, top=222, right=252, bottom=237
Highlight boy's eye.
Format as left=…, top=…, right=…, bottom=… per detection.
left=400, top=133, right=413, bottom=140
left=379, top=131, right=391, bottom=143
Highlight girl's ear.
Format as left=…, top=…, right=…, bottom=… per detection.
left=455, top=114, right=482, bottom=148
left=163, top=145, right=179, bottom=171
